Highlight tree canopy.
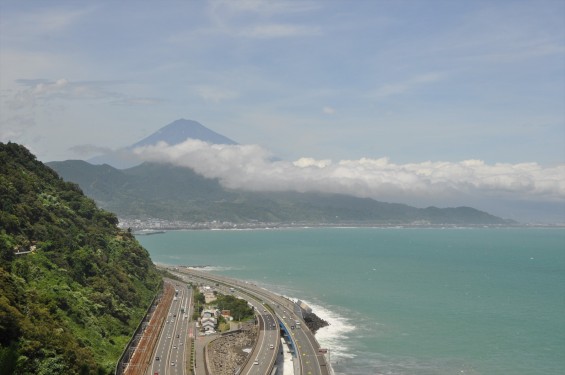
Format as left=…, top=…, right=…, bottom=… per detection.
left=0, top=142, right=161, bottom=374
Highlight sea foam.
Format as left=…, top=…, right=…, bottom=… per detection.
left=186, top=265, right=239, bottom=272
left=299, top=299, right=357, bottom=361
left=250, top=280, right=359, bottom=362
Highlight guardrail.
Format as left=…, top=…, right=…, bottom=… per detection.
left=175, top=268, right=331, bottom=375
left=178, top=270, right=279, bottom=375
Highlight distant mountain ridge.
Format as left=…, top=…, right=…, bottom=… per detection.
left=89, top=118, right=237, bottom=168
left=47, top=160, right=513, bottom=226
left=130, top=118, right=237, bottom=148
left=56, top=119, right=515, bottom=225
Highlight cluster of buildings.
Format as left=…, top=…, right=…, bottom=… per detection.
left=118, top=217, right=282, bottom=231
left=196, top=286, right=234, bottom=335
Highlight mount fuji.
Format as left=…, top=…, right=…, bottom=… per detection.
left=89, top=119, right=237, bottom=168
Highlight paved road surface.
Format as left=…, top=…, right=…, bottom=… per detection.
left=149, top=281, right=192, bottom=375
left=170, top=271, right=280, bottom=375
left=169, top=267, right=329, bottom=375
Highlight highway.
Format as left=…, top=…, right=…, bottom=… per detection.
left=149, top=280, right=192, bottom=375
left=169, top=270, right=280, bottom=375
left=234, top=292, right=278, bottom=375
left=169, top=267, right=329, bottom=375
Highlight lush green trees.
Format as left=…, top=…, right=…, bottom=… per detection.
left=214, top=294, right=254, bottom=321
left=0, top=143, right=161, bottom=374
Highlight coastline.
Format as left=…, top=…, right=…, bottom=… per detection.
left=169, top=264, right=349, bottom=372
left=187, top=265, right=358, bottom=368
left=123, top=218, right=565, bottom=232
left=141, top=229, right=565, bottom=374
left=174, top=264, right=334, bottom=375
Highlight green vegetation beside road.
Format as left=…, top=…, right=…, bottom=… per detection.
left=191, top=288, right=253, bottom=320
left=214, top=294, right=254, bottom=322
left=0, top=143, right=161, bottom=374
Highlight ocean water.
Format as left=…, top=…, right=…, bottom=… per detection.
left=137, top=227, right=565, bottom=375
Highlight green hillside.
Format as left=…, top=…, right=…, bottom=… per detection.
left=47, top=160, right=511, bottom=225
left=0, top=143, right=161, bottom=374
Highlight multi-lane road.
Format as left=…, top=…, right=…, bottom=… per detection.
left=169, top=267, right=329, bottom=375
left=149, top=280, right=192, bottom=375
left=169, top=271, right=280, bottom=375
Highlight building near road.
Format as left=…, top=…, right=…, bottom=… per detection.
left=200, top=285, right=218, bottom=303
left=204, top=291, right=217, bottom=303
left=201, top=318, right=216, bottom=333
left=201, top=309, right=216, bottom=319
left=200, top=309, right=218, bottom=333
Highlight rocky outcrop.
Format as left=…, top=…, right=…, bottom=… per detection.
left=208, top=322, right=258, bottom=375
left=303, top=312, right=329, bottom=334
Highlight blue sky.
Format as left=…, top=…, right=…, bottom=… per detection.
left=1, top=0, right=564, bottom=221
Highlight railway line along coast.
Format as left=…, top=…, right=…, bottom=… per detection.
left=122, top=267, right=332, bottom=375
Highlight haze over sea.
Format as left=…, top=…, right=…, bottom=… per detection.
left=138, top=227, right=565, bottom=375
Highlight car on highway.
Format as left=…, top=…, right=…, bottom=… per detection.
left=253, top=360, right=259, bottom=365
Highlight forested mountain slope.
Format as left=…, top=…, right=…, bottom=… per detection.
left=48, top=160, right=511, bottom=225
left=0, top=142, right=161, bottom=374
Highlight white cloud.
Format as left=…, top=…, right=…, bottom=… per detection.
left=132, top=140, right=565, bottom=205
left=322, top=106, right=335, bottom=115
left=370, top=72, right=445, bottom=99
left=239, top=24, right=321, bottom=38
left=195, top=86, right=239, bottom=102
left=0, top=7, right=93, bottom=39
left=0, top=115, right=35, bottom=141
left=293, top=157, right=332, bottom=168
left=111, top=97, right=164, bottom=106
left=7, top=78, right=122, bottom=110
left=211, top=0, right=319, bottom=17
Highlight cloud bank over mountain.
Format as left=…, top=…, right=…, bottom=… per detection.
left=133, top=140, right=564, bottom=219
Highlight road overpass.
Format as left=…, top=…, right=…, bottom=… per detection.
left=168, top=267, right=331, bottom=375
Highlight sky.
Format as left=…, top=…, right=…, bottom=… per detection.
left=1, top=0, right=564, bottom=222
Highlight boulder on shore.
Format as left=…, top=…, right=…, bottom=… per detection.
left=303, top=312, right=329, bottom=334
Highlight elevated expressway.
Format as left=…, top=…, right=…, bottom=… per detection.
left=169, top=267, right=330, bottom=375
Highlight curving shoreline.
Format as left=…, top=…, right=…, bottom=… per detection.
left=168, top=265, right=333, bottom=374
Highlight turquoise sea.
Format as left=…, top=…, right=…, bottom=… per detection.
left=137, top=227, right=565, bottom=375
